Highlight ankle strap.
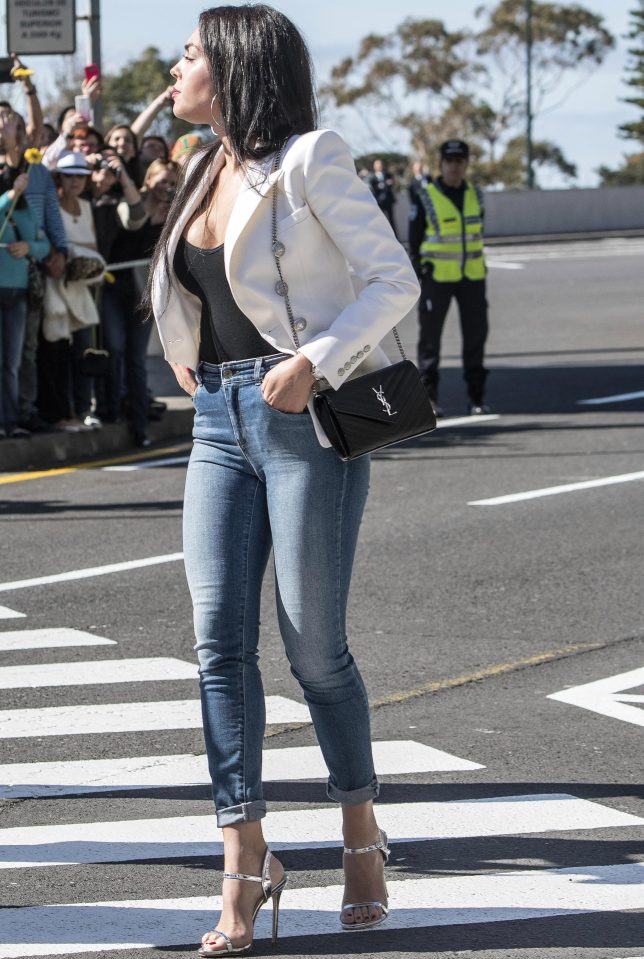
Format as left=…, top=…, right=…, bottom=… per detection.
left=222, top=871, right=263, bottom=882
left=344, top=829, right=389, bottom=857
left=223, top=847, right=273, bottom=896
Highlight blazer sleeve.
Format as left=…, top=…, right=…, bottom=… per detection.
left=294, top=131, right=420, bottom=388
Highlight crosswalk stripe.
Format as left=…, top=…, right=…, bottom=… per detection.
left=1, top=863, right=642, bottom=956
left=0, top=628, right=116, bottom=652
left=0, top=695, right=310, bottom=739
left=0, top=606, right=26, bottom=620
left=2, top=794, right=639, bottom=869
left=0, top=740, right=478, bottom=798
left=0, top=656, right=196, bottom=689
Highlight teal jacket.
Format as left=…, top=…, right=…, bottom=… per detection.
left=0, top=191, right=51, bottom=290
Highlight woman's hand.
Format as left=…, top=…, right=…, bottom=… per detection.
left=8, top=172, right=29, bottom=199
left=81, top=75, right=102, bottom=104
left=171, top=362, right=199, bottom=396
left=7, top=240, right=29, bottom=258
left=261, top=353, right=315, bottom=413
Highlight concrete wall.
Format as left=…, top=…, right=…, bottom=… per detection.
left=394, top=185, right=644, bottom=240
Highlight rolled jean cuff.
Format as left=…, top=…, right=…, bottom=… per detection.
left=216, top=799, right=267, bottom=827
left=326, top=775, right=380, bottom=806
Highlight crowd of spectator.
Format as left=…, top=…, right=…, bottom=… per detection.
left=0, top=56, right=210, bottom=446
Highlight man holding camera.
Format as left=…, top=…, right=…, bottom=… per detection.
left=409, top=139, right=489, bottom=416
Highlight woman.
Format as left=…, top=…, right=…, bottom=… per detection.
left=148, top=5, right=419, bottom=954
left=104, top=158, right=178, bottom=445
left=40, top=152, right=102, bottom=432
left=104, top=124, right=143, bottom=186
left=0, top=171, right=50, bottom=438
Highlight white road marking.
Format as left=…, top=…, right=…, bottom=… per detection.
left=2, top=863, right=643, bottom=955
left=486, top=260, right=524, bottom=270
left=0, top=740, right=478, bottom=798
left=437, top=414, right=499, bottom=428
left=0, top=606, right=25, bottom=620
left=0, top=628, right=116, bottom=652
left=102, top=455, right=190, bottom=472
left=0, top=657, right=195, bottom=689
left=2, top=794, right=639, bottom=869
left=0, top=553, right=184, bottom=593
left=469, top=469, right=644, bottom=505
left=489, top=239, right=644, bottom=262
left=548, top=666, right=644, bottom=728
left=0, top=695, right=309, bottom=739
left=578, top=389, right=644, bottom=406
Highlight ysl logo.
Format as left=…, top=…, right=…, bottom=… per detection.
left=373, top=385, right=397, bottom=416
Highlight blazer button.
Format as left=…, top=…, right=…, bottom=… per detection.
left=344, top=362, right=351, bottom=371
left=350, top=355, right=357, bottom=363
left=364, top=344, right=371, bottom=352
left=272, top=240, right=286, bottom=257
left=293, top=317, right=307, bottom=332
left=337, top=368, right=345, bottom=376
left=357, top=350, right=364, bottom=358
left=275, top=280, right=288, bottom=296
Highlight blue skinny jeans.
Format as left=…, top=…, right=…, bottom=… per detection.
left=183, top=355, right=378, bottom=827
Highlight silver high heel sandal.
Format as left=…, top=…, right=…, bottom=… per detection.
left=198, top=848, right=288, bottom=956
left=340, top=827, right=390, bottom=931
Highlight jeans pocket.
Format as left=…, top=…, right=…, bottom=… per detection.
left=257, top=383, right=309, bottom=416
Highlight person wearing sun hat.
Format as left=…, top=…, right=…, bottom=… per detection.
left=38, top=151, right=104, bottom=433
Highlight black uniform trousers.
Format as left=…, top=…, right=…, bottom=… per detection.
left=417, top=273, right=489, bottom=403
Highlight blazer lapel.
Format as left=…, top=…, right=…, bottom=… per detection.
left=224, top=164, right=284, bottom=277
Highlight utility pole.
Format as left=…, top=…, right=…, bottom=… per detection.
left=526, top=0, right=534, bottom=189
left=86, top=0, right=102, bottom=130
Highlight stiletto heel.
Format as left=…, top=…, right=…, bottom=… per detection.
left=340, top=827, right=390, bottom=932
left=271, top=886, right=284, bottom=945
left=198, top=848, right=288, bottom=956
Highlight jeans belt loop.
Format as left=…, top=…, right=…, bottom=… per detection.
left=254, top=357, right=263, bottom=380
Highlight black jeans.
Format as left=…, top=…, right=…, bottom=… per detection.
left=417, top=274, right=489, bottom=402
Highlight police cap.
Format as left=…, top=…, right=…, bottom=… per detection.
left=439, top=139, right=470, bottom=160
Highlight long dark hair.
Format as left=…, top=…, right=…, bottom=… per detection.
left=142, top=4, right=318, bottom=320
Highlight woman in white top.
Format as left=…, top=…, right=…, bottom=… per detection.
left=146, top=5, right=419, bottom=954
left=41, top=151, right=102, bottom=431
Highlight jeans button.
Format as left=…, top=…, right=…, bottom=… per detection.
left=223, top=370, right=233, bottom=380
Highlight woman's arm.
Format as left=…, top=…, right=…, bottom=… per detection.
left=294, top=130, right=419, bottom=391
left=131, top=86, right=174, bottom=140
left=28, top=228, right=51, bottom=262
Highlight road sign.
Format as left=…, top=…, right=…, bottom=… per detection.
left=548, top=666, right=644, bottom=727
left=6, top=0, right=76, bottom=56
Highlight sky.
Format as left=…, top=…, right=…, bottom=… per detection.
left=0, top=0, right=637, bottom=187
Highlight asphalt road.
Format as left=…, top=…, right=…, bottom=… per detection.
left=1, top=237, right=643, bottom=959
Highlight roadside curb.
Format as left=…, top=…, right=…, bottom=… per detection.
left=0, top=397, right=194, bottom=473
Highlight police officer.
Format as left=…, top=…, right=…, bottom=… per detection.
left=409, top=139, right=489, bottom=415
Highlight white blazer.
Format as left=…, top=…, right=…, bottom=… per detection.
left=152, top=129, right=420, bottom=445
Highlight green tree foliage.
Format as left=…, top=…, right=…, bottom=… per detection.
left=322, top=1, right=614, bottom=188
left=40, top=47, right=192, bottom=144
left=598, top=153, right=644, bottom=185
left=619, top=0, right=644, bottom=143
left=598, top=3, right=644, bottom=186
left=101, top=47, right=190, bottom=141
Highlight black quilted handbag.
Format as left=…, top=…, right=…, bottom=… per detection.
left=313, top=356, right=436, bottom=460
left=270, top=151, right=436, bottom=460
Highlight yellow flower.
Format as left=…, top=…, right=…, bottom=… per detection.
left=24, top=148, right=43, bottom=165
left=11, top=67, right=35, bottom=78
left=104, top=271, right=116, bottom=284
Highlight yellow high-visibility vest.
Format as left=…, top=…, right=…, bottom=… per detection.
left=419, top=181, right=486, bottom=282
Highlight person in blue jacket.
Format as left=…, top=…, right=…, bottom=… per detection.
left=0, top=171, right=50, bottom=437
left=0, top=105, right=67, bottom=431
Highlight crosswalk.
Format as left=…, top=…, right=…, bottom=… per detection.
left=2, top=620, right=643, bottom=958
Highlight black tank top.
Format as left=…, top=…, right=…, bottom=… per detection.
left=173, top=236, right=274, bottom=364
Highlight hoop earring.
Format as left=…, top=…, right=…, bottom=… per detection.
left=210, top=94, right=222, bottom=134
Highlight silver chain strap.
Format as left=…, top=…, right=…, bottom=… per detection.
left=269, top=149, right=406, bottom=369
